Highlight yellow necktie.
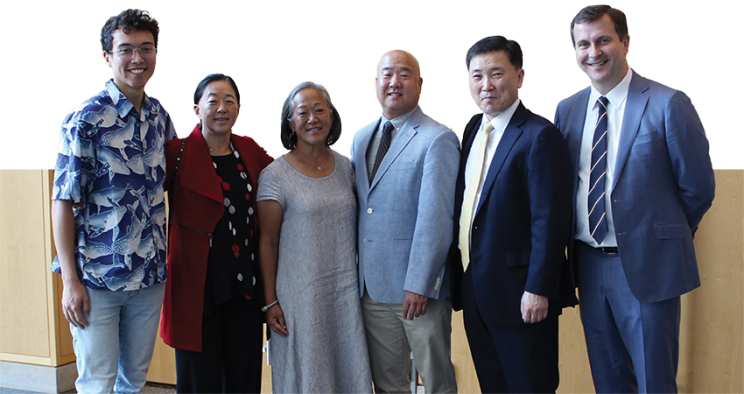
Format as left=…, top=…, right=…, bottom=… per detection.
left=459, top=122, right=493, bottom=272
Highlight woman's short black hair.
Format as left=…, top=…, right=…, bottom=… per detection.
left=194, top=73, right=241, bottom=105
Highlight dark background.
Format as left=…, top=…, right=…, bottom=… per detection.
left=42, top=2, right=741, bottom=167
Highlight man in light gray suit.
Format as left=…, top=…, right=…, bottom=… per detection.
left=351, top=50, right=459, bottom=394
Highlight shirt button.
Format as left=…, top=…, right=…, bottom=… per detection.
left=237, top=273, right=243, bottom=282
left=367, top=208, right=373, bottom=214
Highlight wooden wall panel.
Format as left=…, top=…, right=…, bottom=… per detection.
left=678, top=170, right=743, bottom=393
left=0, top=170, right=52, bottom=358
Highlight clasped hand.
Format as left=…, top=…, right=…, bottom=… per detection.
left=520, top=291, right=548, bottom=324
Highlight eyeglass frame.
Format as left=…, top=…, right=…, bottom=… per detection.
left=108, top=44, right=157, bottom=61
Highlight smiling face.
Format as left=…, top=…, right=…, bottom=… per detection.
left=573, top=14, right=630, bottom=94
left=376, top=50, right=422, bottom=120
left=289, top=87, right=333, bottom=148
left=103, top=28, right=156, bottom=102
left=194, top=80, right=240, bottom=137
left=468, top=50, right=524, bottom=120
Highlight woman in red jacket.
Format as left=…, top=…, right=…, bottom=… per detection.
left=160, top=74, right=273, bottom=393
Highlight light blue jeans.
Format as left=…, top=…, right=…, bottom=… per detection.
left=71, top=283, right=165, bottom=394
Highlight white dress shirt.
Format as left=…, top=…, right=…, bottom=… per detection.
left=462, top=99, right=521, bottom=232
left=576, top=69, right=633, bottom=247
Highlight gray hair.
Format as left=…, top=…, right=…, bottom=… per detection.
left=279, top=81, right=343, bottom=151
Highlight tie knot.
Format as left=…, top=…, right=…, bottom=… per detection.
left=483, top=122, right=494, bottom=134
left=598, top=96, right=609, bottom=109
left=383, top=121, right=394, bottom=134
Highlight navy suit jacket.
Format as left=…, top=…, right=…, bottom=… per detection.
left=450, top=102, right=576, bottom=329
left=554, top=72, right=715, bottom=303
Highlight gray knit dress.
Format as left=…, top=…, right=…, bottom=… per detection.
left=257, top=151, right=372, bottom=393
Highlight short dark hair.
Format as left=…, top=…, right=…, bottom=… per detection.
left=280, top=82, right=342, bottom=150
left=194, top=73, right=241, bottom=105
left=571, top=5, right=628, bottom=46
left=466, top=36, right=523, bottom=70
left=101, top=9, right=159, bottom=53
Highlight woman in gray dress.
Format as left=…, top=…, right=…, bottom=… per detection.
left=257, top=82, right=372, bottom=393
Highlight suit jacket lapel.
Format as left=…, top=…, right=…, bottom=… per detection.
left=369, top=108, right=422, bottom=191
left=612, top=72, right=649, bottom=191
left=476, top=103, right=526, bottom=215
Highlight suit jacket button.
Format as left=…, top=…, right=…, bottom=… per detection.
left=367, top=208, right=373, bottom=214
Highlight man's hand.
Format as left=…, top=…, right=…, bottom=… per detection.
left=402, top=291, right=429, bottom=320
left=62, top=279, right=90, bottom=328
left=53, top=199, right=90, bottom=328
left=520, top=291, right=548, bottom=324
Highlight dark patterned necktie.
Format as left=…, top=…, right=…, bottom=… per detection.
left=370, top=121, right=394, bottom=184
left=589, top=96, right=609, bottom=243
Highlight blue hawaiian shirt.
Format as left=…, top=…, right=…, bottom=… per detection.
left=52, top=79, right=177, bottom=291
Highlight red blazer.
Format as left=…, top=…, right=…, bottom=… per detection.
left=160, top=125, right=273, bottom=351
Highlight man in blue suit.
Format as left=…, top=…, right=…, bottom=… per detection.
left=352, top=50, right=459, bottom=393
left=449, top=36, right=574, bottom=393
left=554, top=5, right=715, bottom=393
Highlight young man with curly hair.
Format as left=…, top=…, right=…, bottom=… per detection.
left=51, top=9, right=176, bottom=392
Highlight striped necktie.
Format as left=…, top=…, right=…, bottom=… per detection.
left=588, top=96, right=609, bottom=243
left=459, top=121, right=493, bottom=272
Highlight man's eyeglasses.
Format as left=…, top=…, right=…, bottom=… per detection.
left=111, top=45, right=157, bottom=61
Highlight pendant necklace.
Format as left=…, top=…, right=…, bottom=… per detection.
left=298, top=150, right=329, bottom=170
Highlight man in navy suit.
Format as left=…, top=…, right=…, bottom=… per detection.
left=554, top=5, right=715, bottom=393
left=450, top=36, right=574, bottom=393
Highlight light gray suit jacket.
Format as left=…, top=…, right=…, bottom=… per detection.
left=351, top=107, right=460, bottom=304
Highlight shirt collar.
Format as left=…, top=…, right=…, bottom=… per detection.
left=481, top=98, right=520, bottom=133
left=589, top=68, right=632, bottom=109
left=381, top=106, right=418, bottom=131
left=105, top=79, right=150, bottom=120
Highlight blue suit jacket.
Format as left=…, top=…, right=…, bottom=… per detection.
left=554, top=72, right=715, bottom=303
left=449, top=102, right=576, bottom=329
left=351, top=107, right=460, bottom=304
